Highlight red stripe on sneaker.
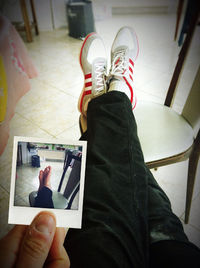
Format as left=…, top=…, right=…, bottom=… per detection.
left=129, top=58, right=134, bottom=67
left=129, top=74, right=133, bottom=81
left=123, top=76, right=133, bottom=104
left=85, top=82, right=92, bottom=87
left=80, top=90, right=92, bottom=113
left=85, top=90, right=92, bottom=95
left=85, top=73, right=92, bottom=79
left=129, top=66, right=133, bottom=74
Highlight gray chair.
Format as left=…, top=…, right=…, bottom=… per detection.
left=134, top=66, right=200, bottom=224
left=134, top=9, right=200, bottom=224
left=29, top=190, right=69, bottom=209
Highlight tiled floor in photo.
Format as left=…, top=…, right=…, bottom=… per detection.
left=0, top=13, right=200, bottom=247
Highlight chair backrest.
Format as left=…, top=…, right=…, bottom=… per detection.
left=182, top=66, right=200, bottom=137
left=63, top=159, right=81, bottom=200
left=164, top=5, right=199, bottom=107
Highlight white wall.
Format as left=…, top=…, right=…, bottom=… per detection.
left=51, top=0, right=68, bottom=29
left=91, top=0, right=178, bottom=20
left=1, top=0, right=178, bottom=31
left=34, top=0, right=53, bottom=31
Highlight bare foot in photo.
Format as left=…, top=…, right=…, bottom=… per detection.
left=38, top=166, right=52, bottom=191
left=43, top=166, right=52, bottom=189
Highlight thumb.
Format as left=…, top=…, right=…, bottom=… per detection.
left=16, top=212, right=56, bottom=268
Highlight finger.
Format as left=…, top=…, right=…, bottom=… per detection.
left=46, top=228, right=70, bottom=268
left=16, top=211, right=56, bottom=268
left=0, top=225, right=27, bottom=268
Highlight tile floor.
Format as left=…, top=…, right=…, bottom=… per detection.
left=0, top=13, right=200, bottom=247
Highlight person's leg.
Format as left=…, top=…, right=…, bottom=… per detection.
left=146, top=167, right=200, bottom=267
left=65, top=91, right=149, bottom=268
left=34, top=187, right=53, bottom=208
left=65, top=27, right=149, bottom=267
left=147, top=167, right=188, bottom=244
left=65, top=90, right=200, bottom=267
left=150, top=240, right=200, bottom=268
left=64, top=26, right=200, bottom=267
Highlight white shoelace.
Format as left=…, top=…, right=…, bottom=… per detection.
left=94, top=62, right=105, bottom=91
left=110, top=50, right=127, bottom=78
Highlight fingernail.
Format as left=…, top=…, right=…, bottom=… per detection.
left=35, top=214, right=55, bottom=235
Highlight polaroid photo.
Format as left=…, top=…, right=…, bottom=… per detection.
left=9, top=136, right=87, bottom=228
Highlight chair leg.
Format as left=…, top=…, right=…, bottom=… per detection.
left=30, top=0, right=39, bottom=35
left=20, top=0, right=32, bottom=42
left=185, top=130, right=200, bottom=223
left=165, top=2, right=200, bottom=107
left=174, top=0, right=184, bottom=41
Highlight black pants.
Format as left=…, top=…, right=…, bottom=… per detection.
left=64, top=91, right=200, bottom=267
left=34, top=187, right=54, bottom=208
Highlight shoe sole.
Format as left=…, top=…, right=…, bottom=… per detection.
left=127, top=27, right=139, bottom=109
left=79, top=114, right=87, bottom=135
left=78, top=32, right=97, bottom=113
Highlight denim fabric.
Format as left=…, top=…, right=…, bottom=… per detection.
left=34, top=186, right=54, bottom=208
left=64, top=91, right=200, bottom=268
left=146, top=167, right=188, bottom=244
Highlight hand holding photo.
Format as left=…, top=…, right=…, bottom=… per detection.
left=9, top=136, right=87, bottom=228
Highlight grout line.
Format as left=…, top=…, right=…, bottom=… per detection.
left=55, top=122, right=80, bottom=138
left=14, top=112, right=77, bottom=138
left=181, top=218, right=200, bottom=233
left=0, top=184, right=9, bottom=195
left=32, top=72, right=81, bottom=99
left=37, top=78, right=81, bottom=99
left=14, top=112, right=57, bottom=138
left=179, top=192, right=200, bottom=229
left=189, top=223, right=200, bottom=232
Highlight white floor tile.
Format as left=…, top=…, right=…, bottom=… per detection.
left=181, top=220, right=200, bottom=248
left=181, top=193, right=200, bottom=231
left=0, top=186, right=13, bottom=239
left=56, top=124, right=81, bottom=141
left=151, top=161, right=188, bottom=217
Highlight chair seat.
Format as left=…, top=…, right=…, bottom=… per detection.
left=52, top=191, right=68, bottom=209
left=134, top=101, right=194, bottom=163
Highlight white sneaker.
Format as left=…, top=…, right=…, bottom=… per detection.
left=108, top=26, right=139, bottom=110
left=78, top=32, right=107, bottom=116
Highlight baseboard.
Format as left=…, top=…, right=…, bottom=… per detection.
left=112, top=6, right=169, bottom=15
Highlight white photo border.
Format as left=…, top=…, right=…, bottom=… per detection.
left=9, top=136, right=87, bottom=228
